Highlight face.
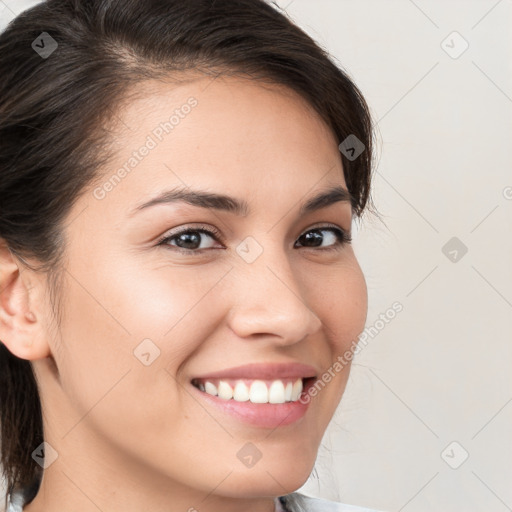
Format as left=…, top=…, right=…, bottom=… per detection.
left=23, top=75, right=368, bottom=510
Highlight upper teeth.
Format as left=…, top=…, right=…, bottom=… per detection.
left=194, top=378, right=304, bottom=404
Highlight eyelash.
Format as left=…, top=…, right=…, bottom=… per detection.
left=156, top=223, right=352, bottom=255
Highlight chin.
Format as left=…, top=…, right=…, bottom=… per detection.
left=215, top=459, right=314, bottom=498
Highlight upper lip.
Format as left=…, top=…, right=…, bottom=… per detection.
left=191, top=362, right=318, bottom=381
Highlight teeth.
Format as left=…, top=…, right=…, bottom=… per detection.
left=204, top=381, right=217, bottom=396
left=233, top=381, right=250, bottom=402
left=195, top=378, right=305, bottom=404
left=285, top=382, right=293, bottom=401
left=268, top=380, right=285, bottom=404
left=291, top=378, right=303, bottom=401
left=250, top=380, right=268, bottom=403
left=217, top=381, right=233, bottom=400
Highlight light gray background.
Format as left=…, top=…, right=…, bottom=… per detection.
left=1, top=1, right=511, bottom=511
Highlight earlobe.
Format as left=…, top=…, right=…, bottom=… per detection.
left=0, top=243, right=51, bottom=360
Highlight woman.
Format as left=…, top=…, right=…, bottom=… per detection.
left=0, top=0, right=382, bottom=511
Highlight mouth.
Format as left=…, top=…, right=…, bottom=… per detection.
left=190, top=376, right=317, bottom=404
left=189, top=376, right=317, bottom=428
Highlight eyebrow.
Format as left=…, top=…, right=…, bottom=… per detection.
left=129, top=184, right=355, bottom=217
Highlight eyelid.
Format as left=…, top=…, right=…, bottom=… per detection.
left=306, top=221, right=352, bottom=237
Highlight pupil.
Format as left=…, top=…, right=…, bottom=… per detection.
left=179, top=232, right=200, bottom=249
left=302, top=230, right=322, bottom=247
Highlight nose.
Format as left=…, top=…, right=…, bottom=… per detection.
left=226, top=245, right=322, bottom=345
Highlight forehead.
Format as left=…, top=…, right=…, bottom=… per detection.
left=111, top=73, right=340, bottom=165
left=87, top=74, right=347, bottom=217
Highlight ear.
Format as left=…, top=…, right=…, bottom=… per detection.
left=0, top=242, right=51, bottom=360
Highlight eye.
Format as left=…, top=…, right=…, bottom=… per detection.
left=156, top=223, right=352, bottom=255
left=294, top=225, right=352, bottom=251
left=156, top=224, right=223, bottom=254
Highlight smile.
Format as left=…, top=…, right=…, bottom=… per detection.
left=191, top=377, right=316, bottom=404
left=189, top=377, right=317, bottom=428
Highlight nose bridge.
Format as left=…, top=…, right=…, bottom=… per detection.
left=227, top=236, right=322, bottom=342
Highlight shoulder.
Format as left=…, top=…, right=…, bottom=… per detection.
left=282, top=491, right=387, bottom=512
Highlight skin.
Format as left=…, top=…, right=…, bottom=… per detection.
left=0, top=74, right=367, bottom=512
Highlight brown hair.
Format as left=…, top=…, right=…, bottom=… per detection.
left=0, top=0, right=376, bottom=505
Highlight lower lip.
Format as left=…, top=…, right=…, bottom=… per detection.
left=189, top=379, right=315, bottom=429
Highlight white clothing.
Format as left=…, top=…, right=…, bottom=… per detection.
left=6, top=487, right=385, bottom=511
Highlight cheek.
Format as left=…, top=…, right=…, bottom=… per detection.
left=309, top=258, right=368, bottom=353
left=104, top=257, right=234, bottom=351
left=294, top=258, right=367, bottom=432
left=63, top=252, right=235, bottom=405
left=51, top=258, right=234, bottom=446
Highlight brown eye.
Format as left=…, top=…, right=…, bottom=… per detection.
left=295, top=227, right=351, bottom=250
left=157, top=226, right=224, bottom=253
